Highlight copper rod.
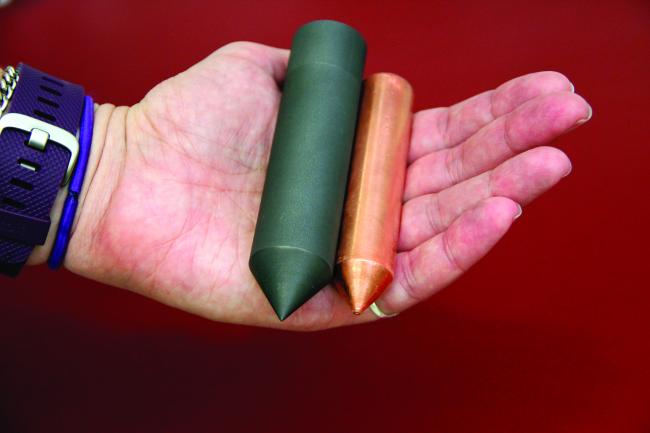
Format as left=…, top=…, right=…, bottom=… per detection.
left=335, top=73, right=413, bottom=314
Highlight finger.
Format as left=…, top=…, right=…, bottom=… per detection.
left=377, top=196, right=520, bottom=314
left=216, top=41, right=290, bottom=84
left=404, top=91, right=591, bottom=200
left=399, top=146, right=569, bottom=251
left=409, top=71, right=574, bottom=162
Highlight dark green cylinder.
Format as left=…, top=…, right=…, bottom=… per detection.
left=249, top=20, right=367, bottom=321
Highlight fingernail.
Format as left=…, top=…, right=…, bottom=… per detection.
left=575, top=104, right=593, bottom=126
left=569, top=82, right=575, bottom=93
left=562, top=164, right=573, bottom=178
left=514, top=204, right=523, bottom=220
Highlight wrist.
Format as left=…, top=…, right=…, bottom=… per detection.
left=26, top=102, right=125, bottom=269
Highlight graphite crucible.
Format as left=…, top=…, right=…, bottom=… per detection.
left=249, top=20, right=367, bottom=321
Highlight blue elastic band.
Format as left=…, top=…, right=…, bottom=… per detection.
left=48, top=95, right=94, bottom=269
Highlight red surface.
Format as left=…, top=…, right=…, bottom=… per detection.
left=1, top=1, right=649, bottom=432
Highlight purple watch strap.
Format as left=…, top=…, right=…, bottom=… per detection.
left=0, top=64, right=84, bottom=276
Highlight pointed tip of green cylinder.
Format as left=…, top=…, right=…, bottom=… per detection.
left=262, top=284, right=306, bottom=322
left=250, top=247, right=333, bottom=321
left=261, top=276, right=314, bottom=322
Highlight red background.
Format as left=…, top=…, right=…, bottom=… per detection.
left=1, top=1, right=649, bottom=432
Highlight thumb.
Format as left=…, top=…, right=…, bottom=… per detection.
left=216, top=41, right=290, bottom=84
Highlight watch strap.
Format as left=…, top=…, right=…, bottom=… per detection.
left=0, top=64, right=84, bottom=276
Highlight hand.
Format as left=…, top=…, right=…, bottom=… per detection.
left=35, top=42, right=591, bottom=330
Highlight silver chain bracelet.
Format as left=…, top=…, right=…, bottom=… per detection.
left=0, top=66, right=19, bottom=115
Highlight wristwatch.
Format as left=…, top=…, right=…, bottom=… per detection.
left=0, top=64, right=85, bottom=276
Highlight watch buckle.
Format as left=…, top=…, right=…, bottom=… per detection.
left=0, top=113, right=79, bottom=186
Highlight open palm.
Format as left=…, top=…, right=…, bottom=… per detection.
left=64, top=42, right=591, bottom=330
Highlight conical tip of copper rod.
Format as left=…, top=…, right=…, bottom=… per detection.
left=337, top=259, right=393, bottom=314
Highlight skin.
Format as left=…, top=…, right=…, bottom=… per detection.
left=14, top=42, right=591, bottom=330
